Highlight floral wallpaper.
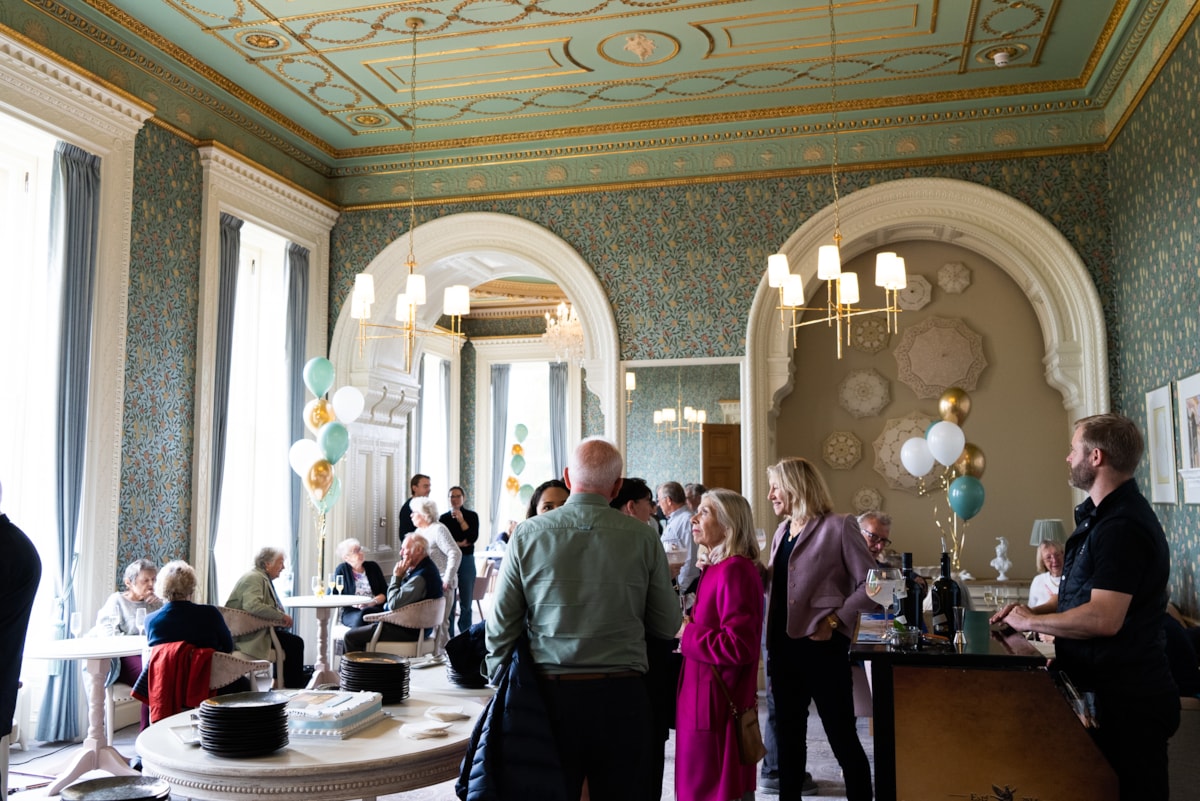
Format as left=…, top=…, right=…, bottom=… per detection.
left=117, top=123, right=203, bottom=575
left=1110, top=15, right=1200, bottom=614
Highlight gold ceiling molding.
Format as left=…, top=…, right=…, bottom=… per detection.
left=473, top=279, right=566, bottom=301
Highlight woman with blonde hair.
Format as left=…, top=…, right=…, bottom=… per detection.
left=764, top=458, right=877, bottom=801
left=676, top=489, right=764, bottom=801
left=1028, top=540, right=1065, bottom=609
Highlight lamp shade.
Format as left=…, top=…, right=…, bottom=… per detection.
left=875, top=252, right=897, bottom=287
left=767, top=253, right=791, bottom=288
left=354, top=273, right=375, bottom=305
left=1029, top=518, right=1066, bottom=546
left=443, top=284, right=470, bottom=316
left=405, top=273, right=426, bottom=306
left=837, top=271, right=860, bottom=305
left=782, top=273, right=805, bottom=307
left=817, top=244, right=841, bottom=280
left=625, top=372, right=636, bottom=392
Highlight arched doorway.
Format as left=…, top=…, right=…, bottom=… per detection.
left=743, top=177, right=1108, bottom=525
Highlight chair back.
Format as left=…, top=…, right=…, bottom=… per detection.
left=218, top=606, right=277, bottom=637
left=209, top=652, right=271, bottom=690
left=472, top=560, right=496, bottom=602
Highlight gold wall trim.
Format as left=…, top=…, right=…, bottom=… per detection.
left=198, top=139, right=339, bottom=211
left=147, top=115, right=199, bottom=145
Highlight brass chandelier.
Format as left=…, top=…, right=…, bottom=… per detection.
left=766, top=0, right=905, bottom=359
left=349, top=18, right=469, bottom=372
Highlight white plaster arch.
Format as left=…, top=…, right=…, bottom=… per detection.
left=743, top=177, right=1108, bottom=525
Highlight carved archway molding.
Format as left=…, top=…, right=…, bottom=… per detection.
left=743, top=177, right=1108, bottom=526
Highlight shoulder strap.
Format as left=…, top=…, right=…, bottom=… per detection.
left=708, top=663, right=738, bottom=716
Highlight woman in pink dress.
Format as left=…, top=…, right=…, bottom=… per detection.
left=676, top=488, right=764, bottom=801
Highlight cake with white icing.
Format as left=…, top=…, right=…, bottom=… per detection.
left=286, top=690, right=385, bottom=738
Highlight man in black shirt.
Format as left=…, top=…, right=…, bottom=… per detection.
left=995, top=413, right=1179, bottom=800
left=398, top=473, right=431, bottom=545
left=439, top=486, right=479, bottom=635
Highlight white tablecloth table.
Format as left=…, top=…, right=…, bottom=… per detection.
left=137, top=671, right=493, bottom=801
left=24, top=635, right=148, bottom=794
left=280, top=595, right=372, bottom=687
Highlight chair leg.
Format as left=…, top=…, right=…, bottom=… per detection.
left=1, top=732, right=9, bottom=798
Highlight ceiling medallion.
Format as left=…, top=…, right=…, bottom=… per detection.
left=598, top=31, right=680, bottom=67
left=240, top=31, right=284, bottom=51
left=352, top=114, right=386, bottom=127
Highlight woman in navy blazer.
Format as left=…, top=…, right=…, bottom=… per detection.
left=764, top=457, right=879, bottom=801
left=332, top=538, right=388, bottom=628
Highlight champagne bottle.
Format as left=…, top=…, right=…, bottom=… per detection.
left=931, top=550, right=962, bottom=637
left=896, top=552, right=925, bottom=631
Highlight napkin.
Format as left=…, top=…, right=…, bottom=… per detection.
left=400, top=721, right=451, bottom=739
left=426, top=705, right=468, bottom=722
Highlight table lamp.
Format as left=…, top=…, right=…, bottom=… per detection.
left=1029, top=518, right=1066, bottom=547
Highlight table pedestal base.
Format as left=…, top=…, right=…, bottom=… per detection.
left=45, top=738, right=138, bottom=795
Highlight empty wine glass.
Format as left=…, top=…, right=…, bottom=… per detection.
left=866, top=567, right=904, bottom=625
left=69, top=611, right=82, bottom=638
left=135, top=607, right=148, bottom=635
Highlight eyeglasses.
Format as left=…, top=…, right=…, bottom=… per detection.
left=865, top=533, right=892, bottom=547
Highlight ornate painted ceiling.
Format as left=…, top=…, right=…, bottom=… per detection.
left=7, top=0, right=1197, bottom=206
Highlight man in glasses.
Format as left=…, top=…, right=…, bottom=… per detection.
left=858, top=510, right=900, bottom=568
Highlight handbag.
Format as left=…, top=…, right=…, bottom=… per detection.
left=709, top=664, right=767, bottom=765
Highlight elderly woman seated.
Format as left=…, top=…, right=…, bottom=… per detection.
left=224, top=547, right=307, bottom=688
left=333, top=538, right=388, bottom=629
left=90, top=558, right=163, bottom=730
left=343, top=532, right=443, bottom=653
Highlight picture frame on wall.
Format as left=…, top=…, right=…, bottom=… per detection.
left=1145, top=384, right=1177, bottom=504
left=1175, top=371, right=1200, bottom=504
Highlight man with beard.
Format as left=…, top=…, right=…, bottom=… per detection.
left=993, top=413, right=1178, bottom=801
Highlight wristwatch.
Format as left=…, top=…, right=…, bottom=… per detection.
left=825, top=613, right=840, bottom=630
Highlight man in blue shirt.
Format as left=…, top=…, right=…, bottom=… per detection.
left=995, top=413, right=1179, bottom=800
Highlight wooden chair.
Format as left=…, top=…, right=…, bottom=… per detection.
left=208, top=652, right=272, bottom=690
left=362, top=597, right=446, bottom=659
left=472, top=560, right=498, bottom=622
left=217, top=607, right=285, bottom=689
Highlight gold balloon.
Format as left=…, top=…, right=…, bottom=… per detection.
left=953, top=442, right=986, bottom=479
left=306, top=459, right=334, bottom=501
left=938, top=387, right=972, bottom=426
left=304, top=398, right=334, bottom=434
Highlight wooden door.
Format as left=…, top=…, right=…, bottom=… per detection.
left=701, top=423, right=741, bottom=493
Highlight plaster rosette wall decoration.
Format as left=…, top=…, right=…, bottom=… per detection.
left=873, top=411, right=936, bottom=494
left=837, top=369, right=891, bottom=418
left=850, top=317, right=891, bottom=355
left=893, top=316, right=987, bottom=399
left=823, top=431, right=863, bottom=470
left=938, top=262, right=972, bottom=293
left=852, top=486, right=884, bottom=514
left=898, top=274, right=933, bottom=311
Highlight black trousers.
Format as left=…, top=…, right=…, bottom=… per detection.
left=538, top=674, right=653, bottom=801
left=768, top=633, right=872, bottom=801
left=1092, top=690, right=1179, bottom=801
left=342, top=622, right=420, bottom=654
left=276, top=628, right=307, bottom=688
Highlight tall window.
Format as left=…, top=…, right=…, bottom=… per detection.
left=0, top=113, right=62, bottom=714
left=417, top=352, right=449, bottom=491
left=496, top=361, right=553, bottom=525
left=212, top=222, right=292, bottom=600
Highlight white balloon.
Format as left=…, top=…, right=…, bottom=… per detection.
left=900, top=437, right=935, bottom=477
left=927, top=421, right=966, bottom=467
left=288, top=438, right=324, bottom=477
left=332, top=385, right=365, bottom=423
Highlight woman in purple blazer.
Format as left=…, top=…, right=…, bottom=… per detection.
left=676, top=489, right=764, bottom=801
left=765, top=457, right=878, bottom=801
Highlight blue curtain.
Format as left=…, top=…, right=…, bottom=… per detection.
left=206, top=213, right=243, bottom=604
left=36, top=142, right=100, bottom=742
left=285, top=242, right=309, bottom=598
left=549, top=362, right=568, bottom=480
left=489, top=365, right=510, bottom=528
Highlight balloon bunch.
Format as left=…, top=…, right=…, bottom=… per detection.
left=287, top=357, right=365, bottom=583
left=898, top=387, right=986, bottom=573
left=506, top=424, right=536, bottom=507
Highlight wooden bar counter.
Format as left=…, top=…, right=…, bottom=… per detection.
left=850, top=612, right=1117, bottom=801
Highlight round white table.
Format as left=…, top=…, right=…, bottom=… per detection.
left=137, top=672, right=492, bottom=801
left=280, top=595, right=372, bottom=687
left=24, top=635, right=147, bottom=795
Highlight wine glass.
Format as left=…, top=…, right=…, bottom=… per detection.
left=311, top=575, right=324, bottom=597
left=69, top=611, right=83, bottom=638
left=135, top=607, right=148, bottom=635
left=866, top=567, right=904, bottom=625
left=335, top=574, right=345, bottom=594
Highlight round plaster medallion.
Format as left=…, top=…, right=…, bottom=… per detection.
left=938, top=262, right=972, bottom=293
left=873, top=411, right=936, bottom=494
left=850, top=317, right=890, bottom=354
left=893, top=316, right=987, bottom=399
left=823, top=431, right=863, bottom=471
left=837, top=369, right=891, bottom=418
left=852, top=486, right=884, bottom=514
left=598, top=31, right=680, bottom=66
left=898, top=274, right=932, bottom=311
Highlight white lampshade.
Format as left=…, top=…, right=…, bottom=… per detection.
left=405, top=273, right=426, bottom=306
left=351, top=293, right=371, bottom=320
left=767, top=253, right=791, bottom=288
left=394, top=293, right=412, bottom=322
left=696, top=409, right=707, bottom=424
left=653, top=410, right=663, bottom=425
left=625, top=372, right=636, bottom=392
left=354, top=274, right=375, bottom=305
left=875, top=252, right=897, bottom=287
left=782, top=273, right=805, bottom=307
left=837, top=271, right=860, bottom=304
left=684, top=406, right=696, bottom=422
left=887, top=256, right=908, bottom=290
left=443, top=284, right=470, bottom=316
left=662, top=408, right=676, bottom=423
left=817, top=243, right=841, bottom=280
left=1030, top=518, right=1066, bottom=546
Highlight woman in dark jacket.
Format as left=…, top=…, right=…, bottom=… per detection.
left=333, top=537, right=388, bottom=628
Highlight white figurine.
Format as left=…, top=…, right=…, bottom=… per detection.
left=990, top=536, right=1012, bottom=581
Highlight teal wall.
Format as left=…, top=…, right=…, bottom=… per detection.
left=1110, top=13, right=1200, bottom=612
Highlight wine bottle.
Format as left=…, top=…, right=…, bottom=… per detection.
left=931, top=550, right=962, bottom=637
left=896, top=552, right=925, bottom=631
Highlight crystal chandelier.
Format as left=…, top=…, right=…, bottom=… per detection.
left=542, top=302, right=584, bottom=363
left=765, top=0, right=905, bottom=359
left=349, top=18, right=469, bottom=372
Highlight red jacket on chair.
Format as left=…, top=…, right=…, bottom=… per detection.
left=132, top=641, right=214, bottom=723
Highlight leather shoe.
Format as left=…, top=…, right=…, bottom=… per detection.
left=757, top=773, right=817, bottom=794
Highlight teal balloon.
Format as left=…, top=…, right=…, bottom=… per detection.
left=510, top=453, right=526, bottom=476
left=514, top=423, right=528, bottom=442
left=948, top=475, right=985, bottom=520
left=325, top=476, right=342, bottom=508
left=518, top=483, right=534, bottom=505
left=304, top=357, right=335, bottom=398
left=319, top=421, right=350, bottom=464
